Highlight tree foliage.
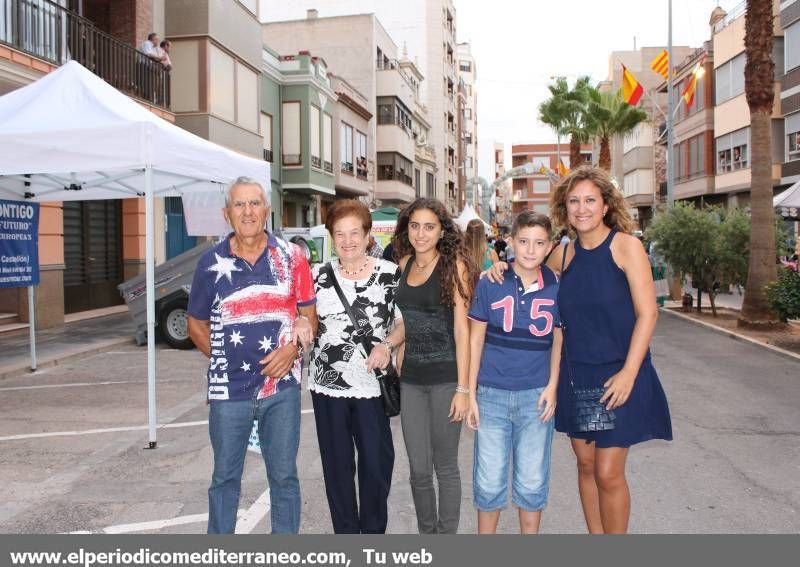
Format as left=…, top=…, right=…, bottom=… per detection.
left=765, top=268, right=800, bottom=322
left=646, top=203, right=751, bottom=316
left=584, top=88, right=649, bottom=171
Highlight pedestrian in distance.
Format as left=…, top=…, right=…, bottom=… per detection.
left=465, top=218, right=498, bottom=274
left=466, top=210, right=562, bottom=534
left=489, top=166, right=672, bottom=533
left=187, top=177, right=317, bottom=534
left=308, top=199, right=405, bottom=533
left=392, top=198, right=478, bottom=534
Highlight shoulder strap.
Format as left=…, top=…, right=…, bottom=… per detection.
left=561, top=242, right=569, bottom=273
left=325, top=263, right=374, bottom=356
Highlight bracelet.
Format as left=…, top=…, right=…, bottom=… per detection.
left=380, top=339, right=394, bottom=353
left=455, top=385, right=470, bottom=395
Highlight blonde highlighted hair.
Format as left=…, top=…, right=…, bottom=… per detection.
left=549, top=166, right=636, bottom=235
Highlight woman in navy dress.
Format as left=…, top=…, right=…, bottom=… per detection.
left=546, top=166, right=672, bottom=533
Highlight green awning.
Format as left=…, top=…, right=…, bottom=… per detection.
left=371, top=207, right=400, bottom=221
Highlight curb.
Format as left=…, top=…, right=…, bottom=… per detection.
left=0, top=336, right=136, bottom=380
left=660, top=308, right=800, bottom=364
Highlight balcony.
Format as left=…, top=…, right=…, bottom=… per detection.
left=311, top=155, right=322, bottom=169
left=324, top=160, right=333, bottom=173
left=263, top=148, right=273, bottom=163
left=0, top=0, right=170, bottom=109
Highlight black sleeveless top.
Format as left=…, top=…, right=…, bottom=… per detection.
left=395, top=256, right=458, bottom=385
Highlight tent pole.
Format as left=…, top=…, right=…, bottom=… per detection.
left=28, top=286, right=36, bottom=371
left=145, top=165, right=157, bottom=449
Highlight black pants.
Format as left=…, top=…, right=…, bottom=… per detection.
left=311, top=392, right=395, bottom=533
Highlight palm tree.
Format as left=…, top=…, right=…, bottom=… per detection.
left=538, top=76, right=593, bottom=167
left=739, top=0, right=780, bottom=328
left=585, top=87, right=649, bottom=171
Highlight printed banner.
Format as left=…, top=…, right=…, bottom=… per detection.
left=0, top=199, right=40, bottom=288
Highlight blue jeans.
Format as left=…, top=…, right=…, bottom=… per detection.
left=207, top=386, right=301, bottom=534
left=473, top=384, right=554, bottom=512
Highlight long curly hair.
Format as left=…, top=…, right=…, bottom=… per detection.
left=549, top=165, right=636, bottom=235
left=393, top=198, right=477, bottom=308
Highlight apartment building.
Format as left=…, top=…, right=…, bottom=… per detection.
left=654, top=41, right=717, bottom=207
left=262, top=0, right=461, bottom=212
left=493, top=142, right=512, bottom=230
left=262, top=11, right=433, bottom=207
left=510, top=143, right=592, bottom=217
left=781, top=0, right=800, bottom=185
left=458, top=42, right=478, bottom=205
left=711, top=0, right=785, bottom=208
left=0, top=0, right=175, bottom=326
left=601, top=45, right=694, bottom=223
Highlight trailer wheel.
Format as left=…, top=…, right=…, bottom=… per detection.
left=158, top=298, right=194, bottom=350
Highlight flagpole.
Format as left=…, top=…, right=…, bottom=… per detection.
left=666, top=0, right=675, bottom=207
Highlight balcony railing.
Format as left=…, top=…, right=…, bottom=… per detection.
left=263, top=149, right=273, bottom=163
left=323, top=160, right=333, bottom=173
left=0, top=0, right=170, bottom=109
left=311, top=155, right=322, bottom=169
left=341, top=162, right=354, bottom=174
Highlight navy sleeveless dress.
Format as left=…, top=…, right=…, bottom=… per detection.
left=554, top=230, right=672, bottom=448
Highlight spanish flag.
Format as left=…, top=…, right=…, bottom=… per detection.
left=681, top=55, right=706, bottom=108
left=650, top=49, right=669, bottom=80
left=622, top=65, right=643, bottom=106
left=558, top=159, right=569, bottom=177
left=539, top=163, right=547, bottom=175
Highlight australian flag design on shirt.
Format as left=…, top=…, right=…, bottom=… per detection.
left=188, top=232, right=316, bottom=402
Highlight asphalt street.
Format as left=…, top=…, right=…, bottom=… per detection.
left=0, top=313, right=798, bottom=534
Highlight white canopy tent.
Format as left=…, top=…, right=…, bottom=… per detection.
left=454, top=203, right=492, bottom=235
left=0, top=61, right=269, bottom=447
left=774, top=180, right=800, bottom=221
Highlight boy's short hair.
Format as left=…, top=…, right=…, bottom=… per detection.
left=511, top=210, right=552, bottom=237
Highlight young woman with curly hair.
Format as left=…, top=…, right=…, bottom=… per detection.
left=549, top=166, right=672, bottom=533
left=392, top=198, right=478, bottom=534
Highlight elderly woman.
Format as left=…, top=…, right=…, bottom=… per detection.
left=308, top=199, right=405, bottom=534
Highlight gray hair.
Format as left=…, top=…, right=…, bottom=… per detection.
left=224, top=176, right=269, bottom=208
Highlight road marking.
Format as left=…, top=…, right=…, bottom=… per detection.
left=1, top=409, right=314, bottom=442
left=235, top=489, right=271, bottom=534
left=0, top=380, right=141, bottom=392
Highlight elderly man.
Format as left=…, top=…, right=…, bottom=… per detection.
left=187, top=177, right=317, bottom=534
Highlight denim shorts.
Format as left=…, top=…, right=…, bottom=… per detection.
left=473, top=384, right=555, bottom=512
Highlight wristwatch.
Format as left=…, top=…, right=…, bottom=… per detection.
left=380, top=339, right=394, bottom=353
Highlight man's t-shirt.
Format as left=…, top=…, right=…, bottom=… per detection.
left=468, top=265, right=560, bottom=391
left=187, top=232, right=315, bottom=402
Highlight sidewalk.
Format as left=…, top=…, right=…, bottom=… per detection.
left=0, top=311, right=136, bottom=379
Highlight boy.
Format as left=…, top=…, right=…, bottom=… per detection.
left=466, top=210, right=562, bottom=534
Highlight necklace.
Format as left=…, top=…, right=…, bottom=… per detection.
left=414, top=253, right=439, bottom=273
left=339, top=256, right=369, bottom=277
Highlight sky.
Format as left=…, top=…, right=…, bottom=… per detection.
left=260, top=0, right=745, bottom=178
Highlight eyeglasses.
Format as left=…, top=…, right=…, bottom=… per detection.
left=231, top=200, right=265, bottom=210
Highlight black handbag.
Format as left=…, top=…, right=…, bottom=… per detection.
left=560, top=244, right=615, bottom=433
left=325, top=263, right=401, bottom=417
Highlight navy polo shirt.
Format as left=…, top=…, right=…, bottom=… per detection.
left=468, top=265, right=561, bottom=390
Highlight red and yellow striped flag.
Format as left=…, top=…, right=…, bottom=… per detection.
left=558, top=159, right=569, bottom=177
left=622, top=65, right=643, bottom=106
left=681, top=55, right=706, bottom=108
left=650, top=49, right=669, bottom=79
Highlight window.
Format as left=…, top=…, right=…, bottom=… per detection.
left=376, top=97, right=411, bottom=130
left=323, top=113, right=333, bottom=172
left=787, top=22, right=800, bottom=73
left=530, top=157, right=549, bottom=171
left=532, top=180, right=550, bottom=193
left=377, top=153, right=413, bottom=186
left=426, top=172, right=434, bottom=198
left=459, top=61, right=471, bottom=72
left=715, top=53, right=745, bottom=104
left=282, top=101, right=301, bottom=166
left=787, top=112, right=800, bottom=161
left=310, top=105, right=321, bottom=169
left=260, top=113, right=273, bottom=162
left=465, top=108, right=472, bottom=119
left=356, top=131, right=367, bottom=179
left=209, top=45, right=235, bottom=122
left=340, top=123, right=353, bottom=173
left=689, top=134, right=705, bottom=178
left=235, top=62, right=258, bottom=131
left=716, top=127, right=749, bottom=174
left=415, top=169, right=421, bottom=197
